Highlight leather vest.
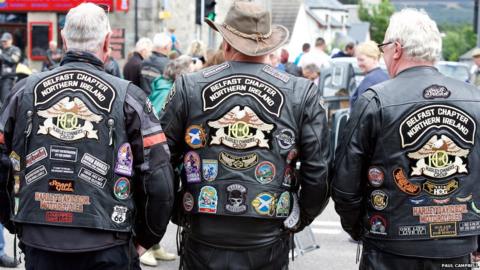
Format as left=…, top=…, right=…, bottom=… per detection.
left=178, top=62, right=302, bottom=221
left=365, top=67, right=480, bottom=240
left=12, top=64, right=134, bottom=232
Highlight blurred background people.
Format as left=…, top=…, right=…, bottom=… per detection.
left=104, top=46, right=121, bottom=77
left=0, top=32, right=21, bottom=104
left=302, top=63, right=321, bottom=85
left=123, top=37, right=153, bottom=87
left=332, top=42, right=355, bottom=58
left=43, top=40, right=63, bottom=71
left=469, top=48, right=480, bottom=87
left=187, top=40, right=206, bottom=71
left=350, top=40, right=389, bottom=106
left=279, top=48, right=301, bottom=76
left=299, top=37, right=330, bottom=71
left=294, top=42, right=310, bottom=66
left=140, top=32, right=172, bottom=95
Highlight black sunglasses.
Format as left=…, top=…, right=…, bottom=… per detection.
left=378, top=41, right=393, bottom=53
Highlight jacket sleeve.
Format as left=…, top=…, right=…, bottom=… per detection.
left=331, top=90, right=380, bottom=240
left=0, top=47, right=21, bottom=66
left=124, top=84, right=175, bottom=249
left=0, top=79, right=25, bottom=233
left=296, top=81, right=331, bottom=230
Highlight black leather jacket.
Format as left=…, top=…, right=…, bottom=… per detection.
left=161, top=61, right=330, bottom=249
left=0, top=45, right=21, bottom=77
left=333, top=66, right=480, bottom=258
left=140, top=51, right=169, bottom=95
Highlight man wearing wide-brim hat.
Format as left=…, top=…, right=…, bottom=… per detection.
left=160, top=1, right=330, bottom=269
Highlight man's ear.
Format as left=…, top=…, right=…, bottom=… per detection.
left=61, top=30, right=68, bottom=51
left=393, top=41, right=403, bottom=60
left=103, top=32, right=112, bottom=55
left=223, top=40, right=231, bottom=52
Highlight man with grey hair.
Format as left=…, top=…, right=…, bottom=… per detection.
left=0, top=32, right=21, bottom=104
left=333, top=9, right=480, bottom=269
left=140, top=32, right=172, bottom=95
left=0, top=3, right=174, bottom=270
left=123, top=37, right=153, bottom=87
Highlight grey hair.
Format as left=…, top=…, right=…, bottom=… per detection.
left=135, top=37, right=153, bottom=52
left=303, top=63, right=320, bottom=74
left=163, top=55, right=192, bottom=81
left=384, top=9, right=441, bottom=62
left=153, top=33, right=172, bottom=49
left=62, top=3, right=111, bottom=52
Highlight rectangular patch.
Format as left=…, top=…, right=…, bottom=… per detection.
left=48, top=179, right=74, bottom=193
left=430, top=222, right=458, bottom=238
left=50, top=145, right=78, bottom=162
left=203, top=62, right=230, bottom=78
left=459, top=221, right=480, bottom=232
left=26, top=147, right=48, bottom=168
left=398, top=225, right=427, bottom=236
left=25, top=165, right=48, bottom=185
left=81, top=153, right=110, bottom=175
left=35, top=192, right=90, bottom=213
left=143, top=132, right=166, bottom=148
left=262, top=65, right=290, bottom=83
left=78, top=167, right=107, bottom=189
left=51, top=166, right=75, bottom=174
left=45, top=211, right=73, bottom=223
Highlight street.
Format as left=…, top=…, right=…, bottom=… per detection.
left=3, top=200, right=359, bottom=270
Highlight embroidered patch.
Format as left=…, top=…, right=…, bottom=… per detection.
left=286, top=148, right=298, bottom=164
left=262, top=65, right=290, bottom=83
left=114, top=143, right=133, bottom=177
left=393, top=168, right=421, bottom=195
left=45, top=211, right=73, bottom=223
left=78, top=167, right=107, bottom=189
left=35, top=192, right=91, bottom=213
left=26, top=165, right=48, bottom=184
left=202, top=62, right=230, bottom=78
left=255, top=161, right=276, bottom=184
left=185, top=125, right=207, bottom=149
left=369, top=215, right=387, bottom=235
left=202, top=159, right=218, bottom=182
left=398, top=225, right=427, bottom=236
left=459, top=221, right=480, bottom=233
left=422, top=179, right=458, bottom=197
left=218, top=151, right=258, bottom=170
left=202, top=75, right=285, bottom=117
left=368, top=167, right=384, bottom=187
left=208, top=106, right=274, bottom=149
left=51, top=166, right=75, bottom=174
left=413, top=204, right=467, bottom=223
left=143, top=132, right=167, bottom=148
left=225, top=184, right=247, bottom=214
left=183, top=192, right=194, bottom=212
left=371, top=190, right=388, bottom=211
left=430, top=222, right=457, bottom=238
left=81, top=153, right=110, bottom=176
left=48, top=179, right=74, bottom=193
left=50, top=145, right=78, bottom=162
left=198, top=186, right=218, bottom=213
left=409, top=196, right=427, bottom=205
left=471, top=202, right=480, bottom=214
left=252, top=192, right=276, bottom=216
left=456, top=194, right=473, bottom=202
left=9, top=151, right=20, bottom=172
left=433, top=198, right=451, bottom=204
left=275, top=129, right=295, bottom=149
left=282, top=167, right=293, bottom=188
left=284, top=193, right=300, bottom=229
left=34, top=70, right=116, bottom=112
left=184, top=151, right=201, bottom=183
left=407, top=135, right=468, bottom=179
left=26, top=147, right=48, bottom=168
left=37, top=97, right=103, bottom=141
left=399, top=104, right=476, bottom=148
left=114, top=178, right=131, bottom=200
left=423, top=85, right=450, bottom=99
left=276, top=191, right=290, bottom=217
left=111, top=205, right=128, bottom=224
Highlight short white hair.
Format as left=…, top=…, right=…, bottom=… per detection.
left=135, top=37, right=153, bottom=52
left=385, top=9, right=441, bottom=62
left=62, top=3, right=111, bottom=52
left=152, top=33, right=172, bottom=49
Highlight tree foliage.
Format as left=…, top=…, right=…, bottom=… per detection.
left=358, top=0, right=395, bottom=43
left=441, top=24, right=477, bottom=61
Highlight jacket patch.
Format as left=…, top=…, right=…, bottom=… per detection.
left=51, top=166, right=75, bottom=174
left=399, top=104, right=476, bottom=148
left=430, top=222, right=457, bottom=238
left=143, top=132, right=166, bottom=148
left=254, top=161, right=276, bottom=184
left=45, top=211, right=73, bottom=223
left=252, top=192, right=276, bottom=216
left=393, top=168, right=421, bottom=196
left=185, top=125, right=207, bottom=149
left=48, top=179, right=74, bottom=193
left=371, top=190, right=388, bottom=211
left=456, top=194, right=473, bottom=202
left=35, top=192, right=91, bottom=213
left=9, top=151, right=20, bottom=172
left=37, top=97, right=103, bottom=141
left=184, top=151, right=201, bottom=183
left=422, top=179, right=458, bottom=197
left=26, top=165, right=48, bottom=184
left=368, top=167, right=384, bottom=187
left=262, top=65, right=290, bottom=83
left=412, top=204, right=467, bottom=223
left=26, top=147, right=47, bottom=168
left=208, top=106, right=274, bottom=150
left=114, top=143, right=133, bottom=177
left=183, top=192, right=194, bottom=212
left=82, top=153, right=110, bottom=176
left=398, top=225, right=427, bottom=236
left=202, top=75, right=285, bottom=117
left=218, top=151, right=258, bottom=170
left=369, top=214, right=387, bottom=235
left=276, top=191, right=290, bottom=217
left=225, top=184, right=247, bottom=214
left=202, top=62, right=230, bottom=78
left=113, top=178, right=131, bottom=200
left=202, top=159, right=218, bottom=182
left=78, top=167, right=107, bottom=189
left=50, top=145, right=78, bottom=162
left=111, top=205, right=128, bottom=224
left=34, top=70, right=116, bottom=113
left=198, top=186, right=218, bottom=213
left=275, top=128, right=295, bottom=149
left=423, top=85, right=450, bottom=99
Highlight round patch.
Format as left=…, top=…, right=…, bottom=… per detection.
left=185, top=125, right=207, bottom=149
left=286, top=149, right=298, bottom=164
left=183, top=192, right=194, bottom=212
left=368, top=167, right=384, bottom=187
left=252, top=192, right=276, bottom=216
left=113, top=178, right=130, bottom=200
left=275, top=129, right=295, bottom=149
left=369, top=214, right=387, bottom=235
left=370, top=190, right=388, bottom=211
left=255, top=161, right=276, bottom=184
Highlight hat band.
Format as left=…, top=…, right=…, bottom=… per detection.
left=223, top=23, right=272, bottom=41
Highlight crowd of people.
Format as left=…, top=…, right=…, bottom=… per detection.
left=1, top=1, right=480, bottom=270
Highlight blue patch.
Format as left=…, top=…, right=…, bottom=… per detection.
left=255, top=161, right=276, bottom=184
left=252, top=192, right=276, bottom=216
left=198, top=186, right=218, bottom=213
left=202, top=159, right=218, bottom=182
left=185, top=125, right=206, bottom=149
left=409, top=196, right=427, bottom=205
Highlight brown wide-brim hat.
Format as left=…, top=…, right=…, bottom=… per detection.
left=205, top=1, right=289, bottom=57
